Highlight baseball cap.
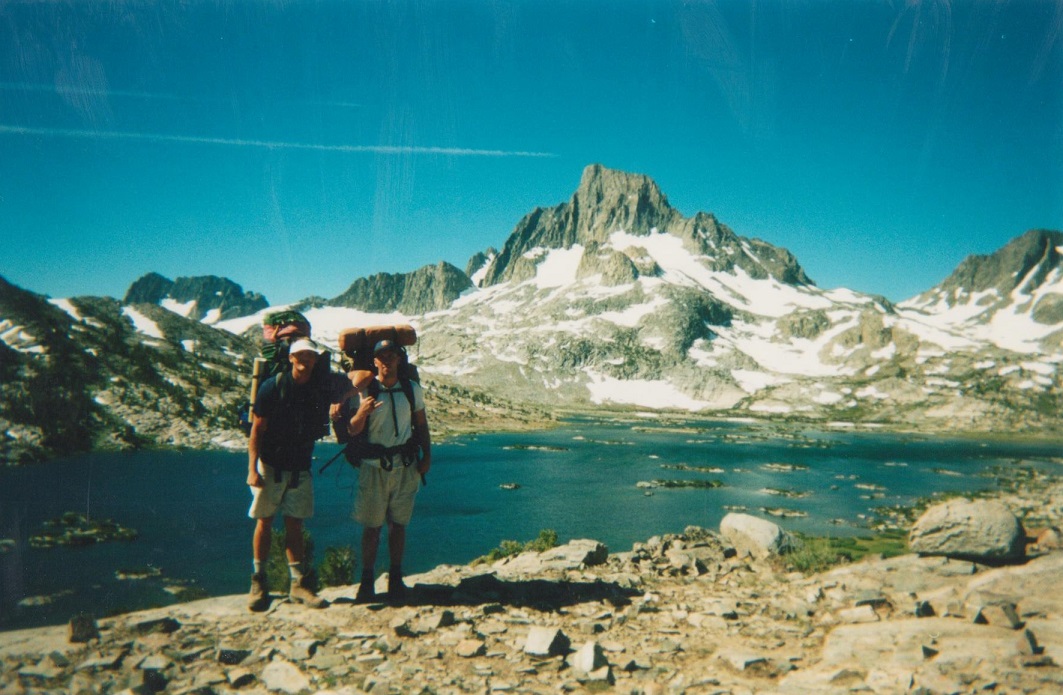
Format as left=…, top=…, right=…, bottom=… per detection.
left=289, top=338, right=322, bottom=355
left=373, top=339, right=399, bottom=356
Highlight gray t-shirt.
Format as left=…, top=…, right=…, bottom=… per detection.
left=360, top=380, right=425, bottom=449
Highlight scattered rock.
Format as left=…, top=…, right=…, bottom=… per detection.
left=455, top=639, right=486, bottom=658
left=68, top=613, right=99, bottom=643
left=569, top=641, right=607, bottom=673
left=260, top=660, right=310, bottom=694
left=719, top=512, right=796, bottom=558
left=910, top=499, right=1026, bottom=563
left=523, top=627, right=570, bottom=657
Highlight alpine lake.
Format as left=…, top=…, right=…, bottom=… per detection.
left=2, top=414, right=1060, bottom=631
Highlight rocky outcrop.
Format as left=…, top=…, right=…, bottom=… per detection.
left=330, top=261, right=472, bottom=315
left=123, top=273, right=268, bottom=321
left=909, top=498, right=1027, bottom=564
left=2, top=518, right=1060, bottom=694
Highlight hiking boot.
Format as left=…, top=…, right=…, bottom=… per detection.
left=288, top=578, right=326, bottom=609
left=355, top=578, right=377, bottom=604
left=248, top=573, right=270, bottom=612
left=387, top=573, right=408, bottom=605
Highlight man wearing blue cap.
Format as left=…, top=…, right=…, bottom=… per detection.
left=341, top=338, right=432, bottom=603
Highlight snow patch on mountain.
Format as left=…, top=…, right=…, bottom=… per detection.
left=49, top=298, right=82, bottom=322
left=533, top=246, right=584, bottom=288
left=585, top=371, right=716, bottom=410
left=731, top=369, right=790, bottom=393
left=0, top=319, right=42, bottom=353
left=122, top=306, right=163, bottom=339
left=162, top=298, right=197, bottom=318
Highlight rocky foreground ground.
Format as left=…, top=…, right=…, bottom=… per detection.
left=1, top=478, right=1061, bottom=695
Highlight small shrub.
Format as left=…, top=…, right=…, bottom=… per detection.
left=525, top=528, right=559, bottom=552
left=475, top=529, right=559, bottom=565
left=786, top=536, right=845, bottom=574
left=318, top=546, right=356, bottom=587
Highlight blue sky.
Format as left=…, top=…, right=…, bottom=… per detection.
left=1, top=1, right=1060, bottom=305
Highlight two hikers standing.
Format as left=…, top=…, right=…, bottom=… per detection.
left=245, top=337, right=431, bottom=611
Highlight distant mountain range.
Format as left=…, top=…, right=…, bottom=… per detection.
left=1, top=165, right=1060, bottom=463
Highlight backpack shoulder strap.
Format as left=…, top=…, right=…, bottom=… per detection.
left=399, top=377, right=416, bottom=417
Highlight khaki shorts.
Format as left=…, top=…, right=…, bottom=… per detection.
left=248, top=462, right=314, bottom=520
left=354, top=463, right=421, bottom=527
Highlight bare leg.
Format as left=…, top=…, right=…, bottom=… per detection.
left=253, top=517, right=273, bottom=567
left=362, top=525, right=382, bottom=575
left=284, top=516, right=304, bottom=565
left=388, top=522, right=406, bottom=568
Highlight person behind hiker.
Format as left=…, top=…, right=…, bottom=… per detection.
left=246, top=338, right=328, bottom=611
left=341, top=339, right=432, bottom=603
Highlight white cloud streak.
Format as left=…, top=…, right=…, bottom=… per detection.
left=0, top=124, right=556, bottom=158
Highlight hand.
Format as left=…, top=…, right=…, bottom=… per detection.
left=358, top=396, right=380, bottom=416
left=329, top=402, right=343, bottom=419
left=417, top=455, right=431, bottom=477
left=247, top=470, right=263, bottom=488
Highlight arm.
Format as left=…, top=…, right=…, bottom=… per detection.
left=346, top=395, right=378, bottom=437
left=330, top=383, right=361, bottom=420
left=413, top=408, right=432, bottom=475
left=247, top=414, right=268, bottom=487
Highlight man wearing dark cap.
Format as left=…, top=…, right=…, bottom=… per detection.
left=246, top=338, right=329, bottom=611
left=340, top=338, right=432, bottom=603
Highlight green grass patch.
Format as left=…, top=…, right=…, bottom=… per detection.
left=783, top=530, right=909, bottom=575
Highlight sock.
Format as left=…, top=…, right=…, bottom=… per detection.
left=253, top=560, right=263, bottom=575
left=289, top=562, right=303, bottom=582
left=390, top=564, right=402, bottom=579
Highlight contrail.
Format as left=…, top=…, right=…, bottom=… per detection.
left=0, top=82, right=183, bottom=101
left=0, top=124, right=556, bottom=158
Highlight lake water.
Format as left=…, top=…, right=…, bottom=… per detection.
left=1, top=415, right=1059, bottom=631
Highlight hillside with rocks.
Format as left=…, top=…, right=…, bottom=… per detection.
left=2, top=476, right=1060, bottom=694
left=0, top=276, right=255, bottom=463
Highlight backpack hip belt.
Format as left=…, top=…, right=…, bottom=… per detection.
left=364, top=438, right=420, bottom=471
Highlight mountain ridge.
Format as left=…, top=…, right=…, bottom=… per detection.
left=123, top=272, right=268, bottom=322
left=2, top=165, right=1060, bottom=464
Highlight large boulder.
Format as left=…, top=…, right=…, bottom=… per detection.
left=909, top=499, right=1025, bottom=564
left=720, top=513, right=795, bottom=559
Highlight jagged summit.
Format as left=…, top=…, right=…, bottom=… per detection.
left=123, top=273, right=268, bottom=323
left=570, top=164, right=681, bottom=243
left=481, top=164, right=811, bottom=288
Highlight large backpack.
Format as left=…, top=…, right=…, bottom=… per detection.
left=237, top=309, right=331, bottom=439
left=333, top=325, right=423, bottom=469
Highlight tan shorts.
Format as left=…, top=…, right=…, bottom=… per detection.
left=353, top=463, right=421, bottom=527
left=248, top=462, right=314, bottom=520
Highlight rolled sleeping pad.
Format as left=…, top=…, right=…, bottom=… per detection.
left=338, top=324, right=417, bottom=370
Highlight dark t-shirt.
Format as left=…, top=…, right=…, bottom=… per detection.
left=254, top=374, right=318, bottom=471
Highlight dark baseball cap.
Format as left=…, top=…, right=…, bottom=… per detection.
left=373, top=339, right=399, bottom=356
